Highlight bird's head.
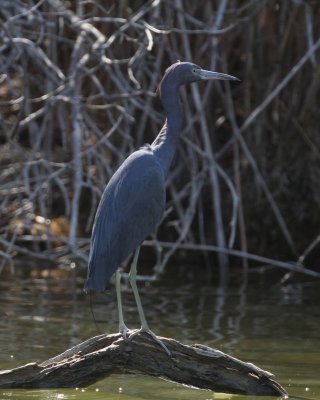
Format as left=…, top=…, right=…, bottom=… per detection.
left=159, top=61, right=239, bottom=90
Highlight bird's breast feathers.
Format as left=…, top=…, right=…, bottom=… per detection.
left=111, top=150, right=166, bottom=220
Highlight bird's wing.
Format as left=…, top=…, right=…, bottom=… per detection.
left=85, top=150, right=166, bottom=292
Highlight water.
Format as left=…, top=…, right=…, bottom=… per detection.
left=0, top=264, right=319, bottom=400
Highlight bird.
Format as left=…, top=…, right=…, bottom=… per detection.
left=84, top=61, right=238, bottom=355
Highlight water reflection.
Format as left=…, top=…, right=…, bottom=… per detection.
left=0, top=265, right=320, bottom=399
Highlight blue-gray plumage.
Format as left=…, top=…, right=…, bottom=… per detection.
left=86, top=148, right=166, bottom=290
left=85, top=62, right=238, bottom=355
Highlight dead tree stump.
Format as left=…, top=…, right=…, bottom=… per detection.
left=0, top=331, right=287, bottom=396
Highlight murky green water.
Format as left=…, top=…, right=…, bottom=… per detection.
left=0, top=264, right=319, bottom=400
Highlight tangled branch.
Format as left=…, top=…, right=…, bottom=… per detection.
left=1, top=0, right=320, bottom=277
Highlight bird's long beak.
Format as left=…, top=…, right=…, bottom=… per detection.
left=198, top=69, right=239, bottom=81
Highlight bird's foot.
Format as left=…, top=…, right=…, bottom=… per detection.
left=119, top=324, right=130, bottom=340
left=129, top=327, right=172, bottom=357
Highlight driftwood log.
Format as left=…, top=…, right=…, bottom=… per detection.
left=0, top=331, right=287, bottom=396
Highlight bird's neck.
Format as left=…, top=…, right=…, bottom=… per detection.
left=151, top=80, right=182, bottom=177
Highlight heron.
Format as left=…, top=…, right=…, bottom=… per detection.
left=84, top=61, right=238, bottom=355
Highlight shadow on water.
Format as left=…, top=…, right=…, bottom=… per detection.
left=0, top=262, right=320, bottom=400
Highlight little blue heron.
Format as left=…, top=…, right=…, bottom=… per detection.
left=85, top=62, right=238, bottom=355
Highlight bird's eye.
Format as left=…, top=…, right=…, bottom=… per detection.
left=192, top=68, right=196, bottom=73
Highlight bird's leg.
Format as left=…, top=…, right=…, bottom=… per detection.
left=128, top=247, right=171, bottom=357
left=128, top=247, right=149, bottom=329
left=115, top=269, right=129, bottom=339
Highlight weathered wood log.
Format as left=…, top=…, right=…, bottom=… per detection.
left=0, top=331, right=287, bottom=396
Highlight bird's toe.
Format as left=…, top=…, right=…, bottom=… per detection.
left=127, top=328, right=142, bottom=339
left=129, top=327, right=172, bottom=357
left=119, top=325, right=130, bottom=340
